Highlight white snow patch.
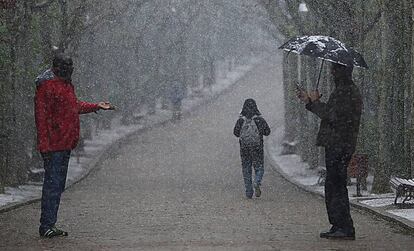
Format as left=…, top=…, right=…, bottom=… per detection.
left=0, top=185, right=42, bottom=207
left=359, top=198, right=395, bottom=207
left=387, top=209, right=414, bottom=222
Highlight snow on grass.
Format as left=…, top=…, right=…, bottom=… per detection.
left=359, top=198, right=395, bottom=208
left=387, top=209, right=414, bottom=222
left=0, top=185, right=42, bottom=207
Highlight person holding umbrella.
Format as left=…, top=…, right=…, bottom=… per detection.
left=297, top=63, right=362, bottom=240
left=280, top=36, right=365, bottom=240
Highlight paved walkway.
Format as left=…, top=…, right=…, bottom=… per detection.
left=1, top=55, right=413, bottom=250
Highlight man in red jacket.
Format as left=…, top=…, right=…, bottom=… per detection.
left=35, top=53, right=113, bottom=238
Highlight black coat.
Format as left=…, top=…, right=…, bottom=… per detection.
left=306, top=80, right=362, bottom=153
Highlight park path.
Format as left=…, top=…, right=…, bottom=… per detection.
left=0, top=55, right=413, bottom=250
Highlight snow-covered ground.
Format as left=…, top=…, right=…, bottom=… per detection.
left=0, top=56, right=263, bottom=211
left=388, top=209, right=414, bottom=222
left=267, top=125, right=414, bottom=228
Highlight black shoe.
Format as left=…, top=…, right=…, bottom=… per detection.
left=40, top=227, right=68, bottom=238
left=254, top=184, right=261, bottom=197
left=325, top=228, right=355, bottom=240
left=320, top=226, right=338, bottom=238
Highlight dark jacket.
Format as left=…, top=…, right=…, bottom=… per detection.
left=305, top=79, right=362, bottom=153
left=234, top=98, right=271, bottom=152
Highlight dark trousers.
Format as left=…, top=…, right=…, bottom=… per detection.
left=324, top=146, right=354, bottom=232
left=172, top=99, right=182, bottom=120
left=241, top=146, right=264, bottom=197
left=39, top=150, right=71, bottom=233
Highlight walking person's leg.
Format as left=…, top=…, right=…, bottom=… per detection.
left=39, top=151, right=70, bottom=237
left=171, top=100, right=182, bottom=121
left=252, top=147, right=264, bottom=197
left=176, top=99, right=182, bottom=120
left=172, top=102, right=178, bottom=120
left=241, top=149, right=253, bottom=198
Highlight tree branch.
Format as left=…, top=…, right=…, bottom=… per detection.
left=360, top=0, right=392, bottom=40
left=362, top=10, right=381, bottom=35
left=31, top=0, right=55, bottom=12
left=258, top=0, right=298, bottom=37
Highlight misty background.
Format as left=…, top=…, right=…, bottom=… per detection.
left=0, top=0, right=278, bottom=190
left=2, top=0, right=414, bottom=197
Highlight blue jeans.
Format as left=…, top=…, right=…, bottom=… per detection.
left=241, top=147, right=264, bottom=198
left=39, top=150, right=71, bottom=233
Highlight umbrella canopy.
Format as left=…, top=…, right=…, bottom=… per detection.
left=279, top=35, right=368, bottom=69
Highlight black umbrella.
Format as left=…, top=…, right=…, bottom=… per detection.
left=279, top=35, right=368, bottom=89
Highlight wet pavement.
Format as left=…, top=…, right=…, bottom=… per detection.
left=1, top=55, right=413, bottom=250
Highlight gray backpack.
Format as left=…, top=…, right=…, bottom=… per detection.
left=240, top=116, right=261, bottom=147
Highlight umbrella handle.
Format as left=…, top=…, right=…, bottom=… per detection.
left=284, top=49, right=293, bottom=64
left=316, top=59, right=325, bottom=90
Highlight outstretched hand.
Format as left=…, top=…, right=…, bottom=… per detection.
left=98, top=101, right=115, bottom=110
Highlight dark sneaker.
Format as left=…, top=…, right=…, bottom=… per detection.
left=254, top=184, right=261, bottom=197
left=320, top=226, right=338, bottom=238
left=40, top=227, right=68, bottom=238
left=325, top=228, right=355, bottom=240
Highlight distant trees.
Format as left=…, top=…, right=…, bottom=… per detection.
left=0, top=0, right=150, bottom=190
left=0, top=0, right=272, bottom=191
left=260, top=0, right=414, bottom=193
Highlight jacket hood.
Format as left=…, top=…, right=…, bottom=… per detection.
left=333, top=64, right=353, bottom=88
left=35, top=69, right=55, bottom=87
left=240, top=98, right=261, bottom=118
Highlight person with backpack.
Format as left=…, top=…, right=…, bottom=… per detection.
left=297, top=63, right=361, bottom=240
left=233, top=99, right=271, bottom=198
left=168, top=80, right=187, bottom=121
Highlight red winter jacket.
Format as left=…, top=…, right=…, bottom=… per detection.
left=35, top=78, right=99, bottom=153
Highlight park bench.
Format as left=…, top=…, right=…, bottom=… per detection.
left=390, top=177, right=414, bottom=205
left=347, top=154, right=368, bottom=197
left=317, top=154, right=368, bottom=197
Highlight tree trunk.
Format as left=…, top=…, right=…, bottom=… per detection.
left=282, top=52, right=297, bottom=143
left=410, top=0, right=414, bottom=178
left=373, top=1, right=398, bottom=193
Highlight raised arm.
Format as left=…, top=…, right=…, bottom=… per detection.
left=77, top=100, right=100, bottom=114
left=306, top=90, right=355, bottom=127
left=305, top=100, right=333, bottom=121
